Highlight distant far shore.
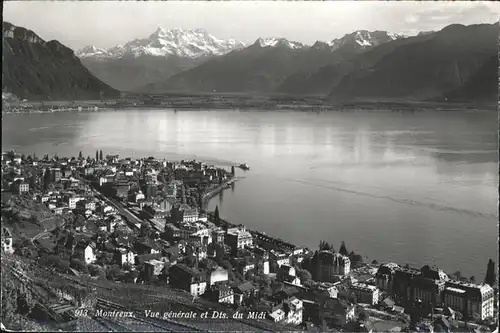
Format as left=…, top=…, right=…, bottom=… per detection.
left=2, top=95, right=496, bottom=114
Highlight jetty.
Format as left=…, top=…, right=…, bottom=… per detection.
left=202, top=177, right=240, bottom=203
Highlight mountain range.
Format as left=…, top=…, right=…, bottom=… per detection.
left=76, top=28, right=246, bottom=91
left=2, top=22, right=119, bottom=100
left=330, top=24, right=498, bottom=101
left=141, top=30, right=406, bottom=93
left=2, top=22, right=498, bottom=103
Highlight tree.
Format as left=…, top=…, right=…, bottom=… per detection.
left=78, top=151, right=83, bottom=159
left=372, top=260, right=379, bottom=265
left=349, top=251, right=364, bottom=264
left=140, top=222, right=153, bottom=239
left=484, top=259, right=496, bottom=286
left=231, top=166, right=235, bottom=175
left=469, top=276, right=476, bottom=284
left=452, top=270, right=462, bottom=281
left=245, top=270, right=254, bottom=281
left=297, top=268, right=313, bottom=284
left=88, top=264, right=103, bottom=278
left=319, top=240, right=333, bottom=251
left=214, top=205, right=220, bottom=223
left=95, top=150, right=99, bottom=161
left=106, top=265, right=122, bottom=281
left=99, top=150, right=103, bottom=161
left=70, top=259, right=88, bottom=274
left=339, top=241, right=348, bottom=256
left=358, top=309, right=368, bottom=322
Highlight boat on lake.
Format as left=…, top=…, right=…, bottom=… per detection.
left=238, top=163, right=250, bottom=170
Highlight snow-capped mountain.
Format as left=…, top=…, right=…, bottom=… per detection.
left=329, top=30, right=406, bottom=50
left=311, top=30, right=406, bottom=52
left=77, top=27, right=246, bottom=59
left=76, top=45, right=111, bottom=58
left=254, top=37, right=307, bottom=49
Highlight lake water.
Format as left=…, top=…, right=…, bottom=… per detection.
left=2, top=109, right=498, bottom=279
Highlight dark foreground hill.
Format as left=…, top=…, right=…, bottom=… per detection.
left=2, top=22, right=119, bottom=100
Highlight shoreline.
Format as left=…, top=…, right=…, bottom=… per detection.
left=2, top=104, right=496, bottom=115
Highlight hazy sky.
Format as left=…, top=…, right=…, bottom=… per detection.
left=3, top=1, right=500, bottom=50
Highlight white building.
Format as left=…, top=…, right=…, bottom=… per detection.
left=209, top=267, right=229, bottom=286
left=116, top=248, right=135, bottom=267
left=225, top=225, right=253, bottom=251
left=183, top=208, right=199, bottom=223
left=68, top=196, right=84, bottom=209
left=75, top=243, right=97, bottom=264
left=443, top=281, right=495, bottom=320
left=270, top=250, right=290, bottom=268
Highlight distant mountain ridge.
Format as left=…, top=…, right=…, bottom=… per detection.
left=144, top=30, right=406, bottom=94
left=76, top=28, right=247, bottom=91
left=76, top=28, right=246, bottom=59
left=2, top=22, right=119, bottom=100
left=329, top=23, right=498, bottom=101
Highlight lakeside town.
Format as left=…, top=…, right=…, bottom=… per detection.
left=1, top=151, right=498, bottom=332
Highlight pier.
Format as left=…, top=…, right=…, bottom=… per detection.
left=201, top=177, right=240, bottom=204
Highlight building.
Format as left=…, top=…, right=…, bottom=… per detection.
left=208, top=266, right=229, bottom=286
left=169, top=264, right=207, bottom=297
left=267, top=303, right=286, bottom=323
left=205, top=282, right=234, bottom=305
left=73, top=243, right=97, bottom=264
left=1, top=227, right=14, bottom=254
left=51, top=168, right=62, bottom=182
left=158, top=198, right=176, bottom=213
left=144, top=259, right=166, bottom=279
left=235, top=258, right=255, bottom=275
left=283, top=297, right=303, bottom=325
left=349, top=283, right=380, bottom=306
left=279, top=265, right=301, bottom=286
left=212, top=229, right=225, bottom=244
left=68, top=196, right=84, bottom=209
left=182, top=208, right=199, bottom=223
left=270, top=250, right=290, bottom=268
left=115, top=248, right=136, bottom=267
left=320, top=298, right=356, bottom=327
left=376, top=262, right=400, bottom=292
left=315, top=283, right=339, bottom=299
left=315, top=251, right=351, bottom=282
left=233, top=282, right=257, bottom=305
left=76, top=199, right=96, bottom=211
left=114, top=179, right=131, bottom=198
left=12, top=179, right=29, bottom=194
left=392, top=265, right=449, bottom=308
left=443, top=281, right=494, bottom=320
left=164, top=223, right=181, bottom=241
left=225, top=225, right=253, bottom=252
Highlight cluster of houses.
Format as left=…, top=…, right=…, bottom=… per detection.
left=1, top=151, right=497, bottom=331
